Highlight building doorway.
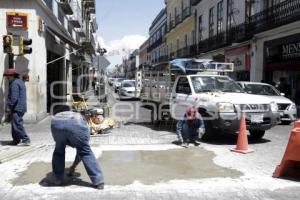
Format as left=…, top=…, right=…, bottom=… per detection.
left=46, top=51, right=65, bottom=113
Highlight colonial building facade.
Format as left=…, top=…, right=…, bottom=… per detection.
left=148, top=8, right=167, bottom=64
left=0, top=0, right=98, bottom=123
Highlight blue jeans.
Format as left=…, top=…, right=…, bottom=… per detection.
left=182, top=123, right=198, bottom=142
left=51, top=114, right=104, bottom=185
left=11, top=111, right=30, bottom=143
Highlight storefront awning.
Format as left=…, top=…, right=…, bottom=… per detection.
left=46, top=26, right=81, bottom=49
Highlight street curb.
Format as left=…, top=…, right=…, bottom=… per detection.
left=0, top=144, right=46, bottom=164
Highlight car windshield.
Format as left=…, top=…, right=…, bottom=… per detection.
left=191, top=76, right=244, bottom=93
left=243, top=84, right=280, bottom=96
left=117, top=78, right=125, bottom=82
left=122, top=81, right=135, bottom=87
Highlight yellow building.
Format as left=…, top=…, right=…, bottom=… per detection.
left=165, top=0, right=197, bottom=59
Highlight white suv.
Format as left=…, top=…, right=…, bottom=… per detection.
left=238, top=82, right=297, bottom=125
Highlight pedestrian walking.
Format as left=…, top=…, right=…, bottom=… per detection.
left=50, top=111, right=104, bottom=189
left=176, top=106, right=205, bottom=147
left=4, top=69, right=31, bottom=146
left=276, top=77, right=291, bottom=98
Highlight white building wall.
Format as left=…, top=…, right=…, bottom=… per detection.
left=0, top=0, right=86, bottom=122
left=0, top=0, right=48, bottom=122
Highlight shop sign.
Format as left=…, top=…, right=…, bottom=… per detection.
left=6, top=12, right=28, bottom=29
left=282, top=42, right=300, bottom=60
left=226, top=54, right=245, bottom=71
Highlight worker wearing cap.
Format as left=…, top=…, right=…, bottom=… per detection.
left=176, top=106, right=205, bottom=147
left=4, top=69, right=31, bottom=146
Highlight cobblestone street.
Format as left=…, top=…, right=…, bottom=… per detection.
left=1, top=91, right=300, bottom=199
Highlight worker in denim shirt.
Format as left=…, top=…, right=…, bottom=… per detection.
left=176, top=107, right=205, bottom=147
left=50, top=111, right=104, bottom=189
left=4, top=69, right=30, bottom=146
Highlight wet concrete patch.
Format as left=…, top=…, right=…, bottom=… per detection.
left=12, top=148, right=242, bottom=186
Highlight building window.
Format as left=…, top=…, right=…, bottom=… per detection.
left=198, top=15, right=203, bottom=42
left=68, top=23, right=73, bottom=36
left=44, top=0, right=53, bottom=10
left=209, top=7, right=214, bottom=38
left=217, top=0, right=223, bottom=34
left=184, top=34, right=188, bottom=47
left=227, top=0, right=234, bottom=30
left=58, top=8, right=64, bottom=25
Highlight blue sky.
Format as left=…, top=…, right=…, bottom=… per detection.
left=95, top=0, right=165, bottom=70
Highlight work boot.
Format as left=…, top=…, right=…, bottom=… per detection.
left=177, top=135, right=183, bottom=145
left=7, top=140, right=20, bottom=145
left=193, top=140, right=201, bottom=146
left=17, top=139, right=31, bottom=146
left=181, top=142, right=189, bottom=148
left=94, top=183, right=104, bottom=190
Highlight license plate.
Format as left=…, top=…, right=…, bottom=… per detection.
left=251, top=114, right=264, bottom=123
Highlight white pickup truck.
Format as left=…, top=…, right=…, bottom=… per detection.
left=140, top=59, right=280, bottom=140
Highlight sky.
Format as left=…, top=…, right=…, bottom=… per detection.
left=95, top=0, right=165, bottom=71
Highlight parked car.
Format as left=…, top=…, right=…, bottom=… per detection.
left=237, top=81, right=297, bottom=125
left=118, top=80, right=136, bottom=100
left=113, top=78, right=126, bottom=93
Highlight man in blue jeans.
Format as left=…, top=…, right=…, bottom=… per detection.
left=176, top=106, right=205, bottom=147
left=51, top=111, right=104, bottom=189
left=4, top=69, right=30, bottom=146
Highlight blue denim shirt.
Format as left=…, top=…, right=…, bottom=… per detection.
left=6, top=78, right=27, bottom=113
left=176, top=113, right=205, bottom=136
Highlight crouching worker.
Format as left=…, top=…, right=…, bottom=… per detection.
left=176, top=107, right=205, bottom=147
left=51, top=111, right=104, bottom=189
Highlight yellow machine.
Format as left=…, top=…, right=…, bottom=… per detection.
left=71, top=93, right=115, bottom=135
left=71, top=93, right=88, bottom=111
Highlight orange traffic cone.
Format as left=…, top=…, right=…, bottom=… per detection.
left=294, top=120, right=300, bottom=128
left=273, top=125, right=300, bottom=178
left=231, top=114, right=254, bottom=154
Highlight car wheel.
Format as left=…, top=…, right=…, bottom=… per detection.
left=281, top=121, right=292, bottom=125
left=200, top=120, right=214, bottom=141
left=249, top=130, right=265, bottom=140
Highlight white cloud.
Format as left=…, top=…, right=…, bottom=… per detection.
left=97, top=35, right=147, bottom=57
left=96, top=35, right=147, bottom=70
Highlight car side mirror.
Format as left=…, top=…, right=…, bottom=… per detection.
left=281, top=93, right=285, bottom=96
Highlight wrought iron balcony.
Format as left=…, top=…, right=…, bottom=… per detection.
left=169, top=52, right=175, bottom=59
left=248, top=0, right=300, bottom=35
left=168, top=20, right=175, bottom=32
left=182, top=7, right=191, bottom=21
left=147, top=37, right=163, bottom=52
left=158, top=55, right=169, bottom=62
left=85, top=0, right=95, bottom=7
left=68, top=2, right=81, bottom=28
left=75, top=23, right=86, bottom=37
left=198, top=32, right=227, bottom=53
left=189, top=44, right=198, bottom=57
left=175, top=15, right=182, bottom=26
left=191, top=0, right=202, bottom=6
left=81, top=34, right=96, bottom=54
left=57, top=0, right=73, bottom=15
left=176, top=47, right=191, bottom=58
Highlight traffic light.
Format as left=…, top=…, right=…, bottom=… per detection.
left=19, top=36, right=32, bottom=55
left=3, top=35, right=13, bottom=54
